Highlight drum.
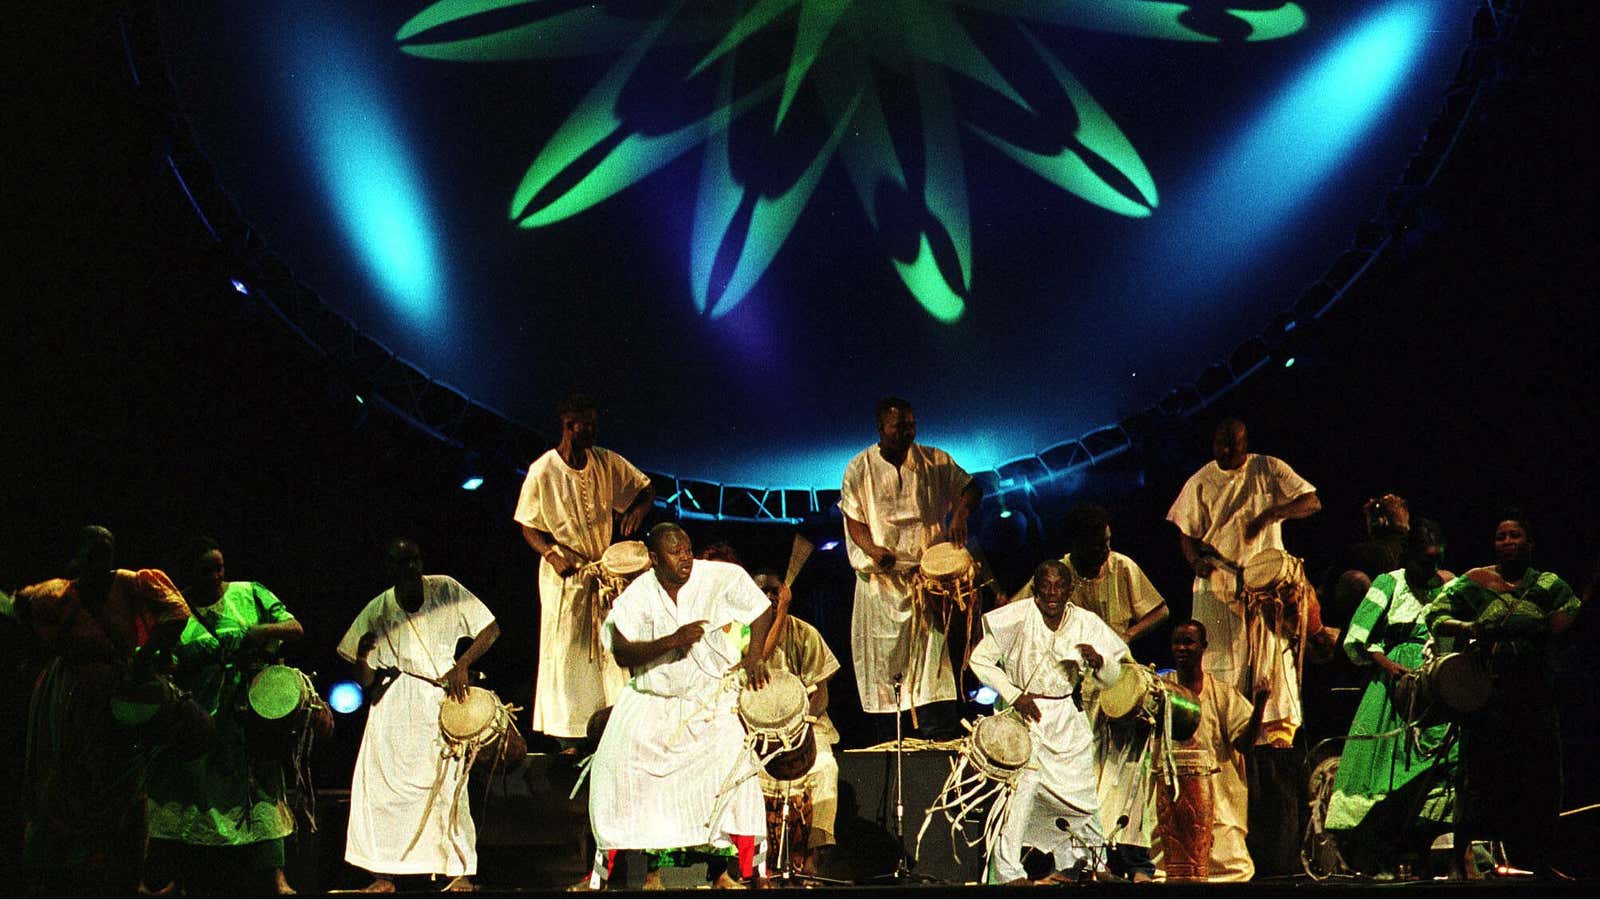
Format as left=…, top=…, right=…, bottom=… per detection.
left=1100, top=663, right=1159, bottom=721
left=1395, top=651, right=1492, bottom=722
left=965, top=713, right=1032, bottom=785
left=739, top=669, right=816, bottom=781
left=1242, top=548, right=1298, bottom=594
left=111, top=673, right=215, bottom=759
left=586, top=541, right=651, bottom=660
left=245, top=664, right=335, bottom=757
left=439, top=686, right=527, bottom=771
left=1163, top=681, right=1202, bottom=743
left=913, top=542, right=978, bottom=626
left=1156, top=748, right=1217, bottom=882
left=762, top=788, right=815, bottom=878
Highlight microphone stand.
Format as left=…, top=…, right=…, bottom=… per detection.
left=869, top=674, right=941, bottom=885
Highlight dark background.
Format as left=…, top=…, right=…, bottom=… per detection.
left=4, top=0, right=1597, bottom=882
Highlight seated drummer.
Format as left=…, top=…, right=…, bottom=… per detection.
left=752, top=570, right=841, bottom=877
left=337, top=538, right=500, bottom=893
left=970, top=559, right=1127, bottom=884
left=581, top=524, right=773, bottom=891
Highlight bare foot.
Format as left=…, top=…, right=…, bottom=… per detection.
left=274, top=868, right=297, bottom=895
left=441, top=875, right=476, bottom=892
left=565, top=875, right=600, bottom=892
left=359, top=878, right=398, bottom=893
left=1131, top=871, right=1154, bottom=883
left=138, top=881, right=177, bottom=896
left=711, top=871, right=748, bottom=890
left=642, top=870, right=665, bottom=891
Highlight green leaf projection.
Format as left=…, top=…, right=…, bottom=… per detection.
left=396, top=0, right=1307, bottom=323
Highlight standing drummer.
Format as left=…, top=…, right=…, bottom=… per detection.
left=1156, top=621, right=1264, bottom=882
left=337, top=538, right=500, bottom=893
left=1165, top=417, right=1318, bottom=875
left=584, top=524, right=773, bottom=890
left=1015, top=504, right=1169, bottom=880
left=840, top=397, right=980, bottom=740
left=514, top=393, right=653, bottom=753
left=970, top=560, right=1127, bottom=884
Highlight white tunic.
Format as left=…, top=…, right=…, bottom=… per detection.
left=838, top=443, right=972, bottom=712
left=969, top=601, right=1127, bottom=882
left=1165, top=454, right=1314, bottom=739
left=336, top=576, right=496, bottom=876
left=513, top=446, right=651, bottom=738
left=589, top=560, right=771, bottom=851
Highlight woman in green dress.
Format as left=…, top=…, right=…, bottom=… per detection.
left=145, top=537, right=306, bottom=895
left=1324, top=519, right=1457, bottom=876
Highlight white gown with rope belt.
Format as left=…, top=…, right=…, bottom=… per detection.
left=969, top=600, right=1127, bottom=883
left=336, top=576, right=496, bottom=876
left=589, top=560, right=771, bottom=852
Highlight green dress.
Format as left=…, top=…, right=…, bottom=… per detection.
left=146, top=582, right=297, bottom=855
left=1324, top=570, right=1456, bottom=859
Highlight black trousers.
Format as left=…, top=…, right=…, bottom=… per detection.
left=1247, top=745, right=1304, bottom=878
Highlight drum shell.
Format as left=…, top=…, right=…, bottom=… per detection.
left=1164, top=682, right=1202, bottom=743
left=762, top=789, right=816, bottom=876
left=1156, top=750, right=1216, bottom=881
left=1099, top=664, right=1158, bottom=721
left=112, top=674, right=216, bottom=760
left=1396, top=652, right=1491, bottom=724
left=439, top=686, right=524, bottom=771
left=758, top=726, right=817, bottom=781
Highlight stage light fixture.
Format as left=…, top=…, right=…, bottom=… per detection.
left=329, top=680, right=364, bottom=714
left=230, top=278, right=250, bottom=295
left=460, top=476, right=484, bottom=491
left=818, top=540, right=840, bottom=552
left=1283, top=357, right=1297, bottom=368
left=969, top=685, right=999, bottom=707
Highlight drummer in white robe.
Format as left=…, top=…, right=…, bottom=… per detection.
left=970, top=560, right=1128, bottom=884
left=1165, top=418, right=1318, bottom=745
left=1014, top=504, right=1170, bottom=881
left=514, top=394, right=653, bottom=748
left=336, top=539, right=500, bottom=893
left=839, top=397, right=980, bottom=738
left=586, top=524, right=774, bottom=889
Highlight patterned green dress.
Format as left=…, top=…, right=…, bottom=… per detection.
left=1423, top=567, right=1580, bottom=862
left=145, top=582, right=298, bottom=863
left=1324, top=570, right=1456, bottom=858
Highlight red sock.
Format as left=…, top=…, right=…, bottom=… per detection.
left=730, top=835, right=756, bottom=878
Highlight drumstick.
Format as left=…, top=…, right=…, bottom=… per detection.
left=784, top=534, right=814, bottom=587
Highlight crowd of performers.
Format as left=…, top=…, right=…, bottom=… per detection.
left=5, top=395, right=1591, bottom=893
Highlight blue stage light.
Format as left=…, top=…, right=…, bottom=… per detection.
left=970, top=685, right=999, bottom=707
left=329, top=680, right=365, bottom=714
left=1283, top=357, right=1297, bottom=368
left=230, top=278, right=250, bottom=295
left=818, top=540, right=840, bottom=552
left=460, top=476, right=484, bottom=491
left=286, top=10, right=443, bottom=327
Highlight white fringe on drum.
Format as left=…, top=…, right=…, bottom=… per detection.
left=913, top=722, right=1028, bottom=864
left=401, top=698, right=524, bottom=866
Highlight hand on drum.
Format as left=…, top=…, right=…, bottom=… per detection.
left=358, top=631, right=379, bottom=659
left=868, top=544, right=897, bottom=571
left=947, top=516, right=970, bottom=549
left=619, top=504, right=648, bottom=537
left=1012, top=692, right=1044, bottom=723
left=1243, top=509, right=1276, bottom=541
left=1075, top=644, right=1104, bottom=672
left=737, top=653, right=770, bottom=690
left=443, top=663, right=471, bottom=701
left=1374, top=654, right=1411, bottom=679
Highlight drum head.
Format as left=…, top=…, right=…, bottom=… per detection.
left=111, top=676, right=178, bottom=726
left=1242, top=549, right=1296, bottom=592
left=248, top=665, right=309, bottom=721
left=601, top=541, right=650, bottom=576
left=974, top=714, right=1032, bottom=770
left=440, top=686, right=500, bottom=739
left=919, top=542, right=972, bottom=579
left=1432, top=653, right=1491, bottom=713
left=740, top=669, right=808, bottom=731
left=1099, top=664, right=1154, bottom=719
